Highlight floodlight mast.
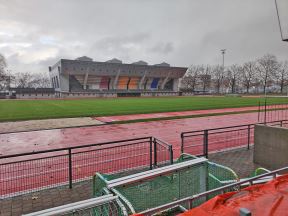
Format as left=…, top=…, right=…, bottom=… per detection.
left=220, top=49, right=226, bottom=70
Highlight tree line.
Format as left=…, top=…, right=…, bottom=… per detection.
left=181, top=54, right=288, bottom=94
left=1, top=53, right=288, bottom=93
left=0, top=54, right=51, bottom=90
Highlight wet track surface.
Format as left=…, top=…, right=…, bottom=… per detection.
left=0, top=112, right=259, bottom=156
left=94, top=106, right=261, bottom=122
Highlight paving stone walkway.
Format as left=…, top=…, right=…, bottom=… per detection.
left=0, top=181, right=92, bottom=216
left=209, top=147, right=261, bottom=178
left=0, top=118, right=103, bottom=134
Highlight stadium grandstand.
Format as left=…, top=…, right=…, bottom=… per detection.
left=49, top=56, right=187, bottom=97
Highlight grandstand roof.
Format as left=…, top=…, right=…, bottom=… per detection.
left=55, top=59, right=187, bottom=70
left=132, top=60, right=148, bottom=65
left=106, top=58, right=122, bottom=64
left=154, top=62, right=170, bottom=67
left=75, top=56, right=93, bottom=61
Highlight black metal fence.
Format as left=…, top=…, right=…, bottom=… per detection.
left=181, top=120, right=288, bottom=158
left=258, top=99, right=288, bottom=123
left=0, top=137, right=173, bottom=198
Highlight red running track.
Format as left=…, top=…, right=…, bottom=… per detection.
left=94, top=104, right=288, bottom=123
left=94, top=106, right=261, bottom=122
left=0, top=111, right=274, bottom=197
left=0, top=112, right=260, bottom=156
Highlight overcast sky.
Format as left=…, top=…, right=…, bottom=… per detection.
left=0, top=0, right=287, bottom=73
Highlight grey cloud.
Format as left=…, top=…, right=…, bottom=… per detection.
left=93, top=33, right=149, bottom=50
left=90, top=33, right=150, bottom=62
left=0, top=0, right=287, bottom=72
left=149, top=42, right=174, bottom=54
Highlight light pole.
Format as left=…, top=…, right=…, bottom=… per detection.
left=220, top=49, right=226, bottom=70
left=275, top=1, right=288, bottom=95
left=275, top=0, right=288, bottom=42
left=220, top=49, right=226, bottom=93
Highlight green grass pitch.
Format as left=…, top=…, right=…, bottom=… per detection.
left=0, top=96, right=286, bottom=122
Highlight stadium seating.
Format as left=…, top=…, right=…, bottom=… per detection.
left=150, top=78, right=160, bottom=89
left=86, top=76, right=101, bottom=89
left=99, top=76, right=110, bottom=89
left=128, top=77, right=140, bottom=90
left=68, top=75, right=176, bottom=92
left=118, top=77, right=130, bottom=89
left=74, top=75, right=85, bottom=85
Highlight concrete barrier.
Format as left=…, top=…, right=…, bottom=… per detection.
left=254, top=124, right=288, bottom=170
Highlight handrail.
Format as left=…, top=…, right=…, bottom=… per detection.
left=0, top=136, right=152, bottom=159
left=22, top=195, right=127, bottom=216
left=139, top=166, right=288, bottom=215
left=153, top=137, right=172, bottom=148
left=181, top=119, right=288, bottom=136
left=180, top=119, right=288, bottom=157
left=1, top=136, right=174, bottom=197
left=107, top=158, right=208, bottom=188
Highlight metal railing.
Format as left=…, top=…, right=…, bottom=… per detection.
left=0, top=136, right=173, bottom=198
left=23, top=194, right=128, bottom=216
left=139, top=166, right=288, bottom=215
left=258, top=100, right=288, bottom=123
left=181, top=119, right=288, bottom=158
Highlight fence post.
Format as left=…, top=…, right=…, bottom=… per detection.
left=169, top=145, right=174, bottom=164
left=204, top=130, right=209, bottom=158
left=188, top=200, right=193, bottom=209
left=247, top=125, right=251, bottom=150
left=264, top=99, right=267, bottom=124
left=149, top=137, right=153, bottom=170
left=68, top=149, right=73, bottom=189
left=153, top=138, right=157, bottom=167
left=181, top=133, right=184, bottom=153
left=258, top=101, right=260, bottom=122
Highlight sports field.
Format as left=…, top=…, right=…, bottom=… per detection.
left=0, top=96, right=286, bottom=122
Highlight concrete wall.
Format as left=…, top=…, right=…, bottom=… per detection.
left=254, top=124, right=288, bottom=170
left=49, top=62, right=62, bottom=91
left=141, top=92, right=179, bottom=97
left=60, top=59, right=187, bottom=79
left=59, top=74, right=70, bottom=92
left=173, top=78, right=179, bottom=91
left=13, top=91, right=181, bottom=99
left=16, top=93, right=55, bottom=99
left=60, top=92, right=117, bottom=98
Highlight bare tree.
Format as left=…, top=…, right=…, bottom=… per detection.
left=0, top=54, right=13, bottom=90
left=0, top=54, right=9, bottom=90
left=226, top=64, right=241, bottom=93
left=32, top=72, right=52, bottom=88
left=256, top=54, right=279, bottom=94
left=13, top=72, right=33, bottom=88
left=199, top=65, right=211, bottom=92
left=181, top=65, right=202, bottom=91
left=13, top=72, right=51, bottom=88
left=212, top=65, right=224, bottom=93
left=274, top=61, right=288, bottom=94
left=0, top=54, right=6, bottom=73
left=242, top=61, right=256, bottom=93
